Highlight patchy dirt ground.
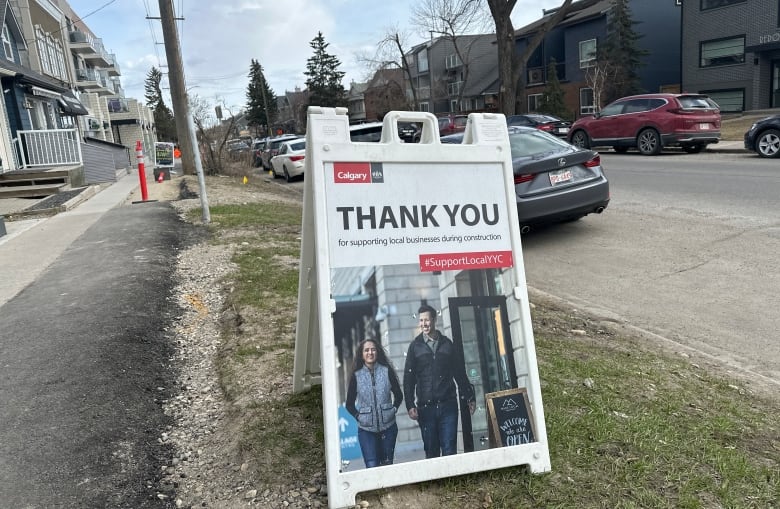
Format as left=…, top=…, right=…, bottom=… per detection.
left=124, top=170, right=779, bottom=509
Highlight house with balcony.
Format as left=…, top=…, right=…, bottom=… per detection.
left=0, top=0, right=88, bottom=179
left=0, top=0, right=152, bottom=200
left=514, top=0, right=681, bottom=118
left=405, top=34, right=498, bottom=114
left=681, top=0, right=780, bottom=111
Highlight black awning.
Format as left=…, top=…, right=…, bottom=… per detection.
left=745, top=41, right=780, bottom=53
left=58, top=91, right=89, bottom=116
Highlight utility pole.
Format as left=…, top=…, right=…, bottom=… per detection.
left=157, top=0, right=194, bottom=174
left=157, top=0, right=210, bottom=223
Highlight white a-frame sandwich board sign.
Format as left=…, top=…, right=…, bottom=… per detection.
left=293, top=107, right=550, bottom=508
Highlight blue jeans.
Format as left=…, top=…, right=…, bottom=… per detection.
left=358, top=423, right=398, bottom=468
left=417, top=399, right=459, bottom=458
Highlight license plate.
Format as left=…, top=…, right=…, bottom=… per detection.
left=549, top=169, right=573, bottom=185
left=558, top=127, right=569, bottom=134
left=700, top=123, right=711, bottom=130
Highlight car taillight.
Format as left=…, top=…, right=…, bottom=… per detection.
left=584, top=154, right=601, bottom=168
left=537, top=124, right=553, bottom=131
left=514, top=173, right=534, bottom=184
left=290, top=155, right=305, bottom=162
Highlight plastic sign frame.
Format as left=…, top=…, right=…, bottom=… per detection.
left=154, top=142, right=175, bottom=168
left=293, top=107, right=550, bottom=509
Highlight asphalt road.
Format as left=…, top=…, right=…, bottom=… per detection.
left=0, top=202, right=199, bottom=508
left=520, top=150, right=780, bottom=384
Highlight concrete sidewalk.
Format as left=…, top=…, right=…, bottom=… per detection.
left=706, top=139, right=747, bottom=153
left=0, top=169, right=143, bottom=306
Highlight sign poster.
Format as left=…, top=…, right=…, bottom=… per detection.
left=293, top=108, right=550, bottom=509
left=154, top=142, right=175, bottom=168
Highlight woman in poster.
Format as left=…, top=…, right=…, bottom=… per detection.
left=345, top=339, right=403, bottom=467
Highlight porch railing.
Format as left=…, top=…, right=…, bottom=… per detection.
left=13, top=129, right=83, bottom=168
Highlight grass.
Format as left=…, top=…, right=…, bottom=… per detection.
left=720, top=114, right=768, bottom=141
left=197, top=177, right=780, bottom=508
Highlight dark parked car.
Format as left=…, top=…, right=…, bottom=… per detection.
left=744, top=115, right=780, bottom=158
left=437, top=114, right=468, bottom=136
left=568, top=93, right=721, bottom=155
left=442, top=126, right=609, bottom=231
left=259, top=134, right=301, bottom=170
left=507, top=114, right=572, bottom=138
left=398, top=122, right=422, bottom=143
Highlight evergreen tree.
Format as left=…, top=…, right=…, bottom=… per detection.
left=246, top=59, right=277, bottom=136
left=538, top=59, right=569, bottom=119
left=144, top=67, right=176, bottom=142
left=600, top=0, right=648, bottom=104
left=304, top=32, right=346, bottom=108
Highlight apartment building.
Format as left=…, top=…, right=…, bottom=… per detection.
left=406, top=34, right=499, bottom=114
left=0, top=0, right=152, bottom=175
left=515, top=0, right=682, bottom=117
left=682, top=0, right=780, bottom=111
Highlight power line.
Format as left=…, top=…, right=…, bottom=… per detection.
left=23, top=0, right=119, bottom=47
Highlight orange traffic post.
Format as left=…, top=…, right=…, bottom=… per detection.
left=136, top=140, right=148, bottom=201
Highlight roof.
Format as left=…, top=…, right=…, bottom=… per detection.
left=514, top=0, right=609, bottom=37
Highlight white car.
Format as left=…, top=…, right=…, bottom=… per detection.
left=270, top=139, right=306, bottom=182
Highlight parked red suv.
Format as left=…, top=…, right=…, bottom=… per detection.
left=568, top=93, right=721, bottom=155
left=437, top=114, right=468, bottom=136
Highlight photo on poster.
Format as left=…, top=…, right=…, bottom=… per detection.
left=331, top=263, right=536, bottom=470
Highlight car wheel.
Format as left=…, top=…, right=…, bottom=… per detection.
left=284, top=166, right=292, bottom=183
left=682, top=144, right=703, bottom=154
left=637, top=128, right=661, bottom=155
left=571, top=130, right=590, bottom=149
left=756, top=129, right=780, bottom=158
left=613, top=146, right=629, bottom=154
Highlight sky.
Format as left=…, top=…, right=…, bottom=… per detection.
left=67, top=0, right=565, bottom=120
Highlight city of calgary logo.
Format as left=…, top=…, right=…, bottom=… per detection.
left=334, top=162, right=383, bottom=183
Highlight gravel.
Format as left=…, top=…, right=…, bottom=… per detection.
left=153, top=177, right=332, bottom=509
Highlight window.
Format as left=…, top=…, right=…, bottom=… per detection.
left=579, top=39, right=597, bottom=68
left=700, top=36, right=745, bottom=67
left=417, top=49, right=429, bottom=73
left=35, top=26, right=68, bottom=80
left=418, top=102, right=429, bottom=112
left=701, top=89, right=744, bottom=112
left=448, top=81, right=463, bottom=96
left=580, top=88, right=595, bottom=115
left=450, top=99, right=459, bottom=112
left=2, top=23, right=13, bottom=60
left=527, top=93, right=543, bottom=112
left=700, top=0, right=746, bottom=10
left=445, top=54, right=461, bottom=69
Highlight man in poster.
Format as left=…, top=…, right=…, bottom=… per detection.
left=403, top=304, right=476, bottom=458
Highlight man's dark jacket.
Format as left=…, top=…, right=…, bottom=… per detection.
left=403, top=333, right=475, bottom=410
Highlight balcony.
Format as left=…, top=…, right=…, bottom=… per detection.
left=107, top=97, right=130, bottom=113
left=106, top=54, right=121, bottom=76
left=69, top=31, right=111, bottom=67
left=526, top=62, right=567, bottom=86
left=75, top=68, right=113, bottom=96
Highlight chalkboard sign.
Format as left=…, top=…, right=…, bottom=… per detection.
left=154, top=142, right=175, bottom=168
left=486, top=388, right=536, bottom=447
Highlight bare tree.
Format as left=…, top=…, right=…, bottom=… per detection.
left=410, top=0, right=490, bottom=111
left=582, top=60, right=617, bottom=113
left=189, top=94, right=238, bottom=175
left=356, top=27, right=417, bottom=109
left=488, top=0, right=600, bottom=115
